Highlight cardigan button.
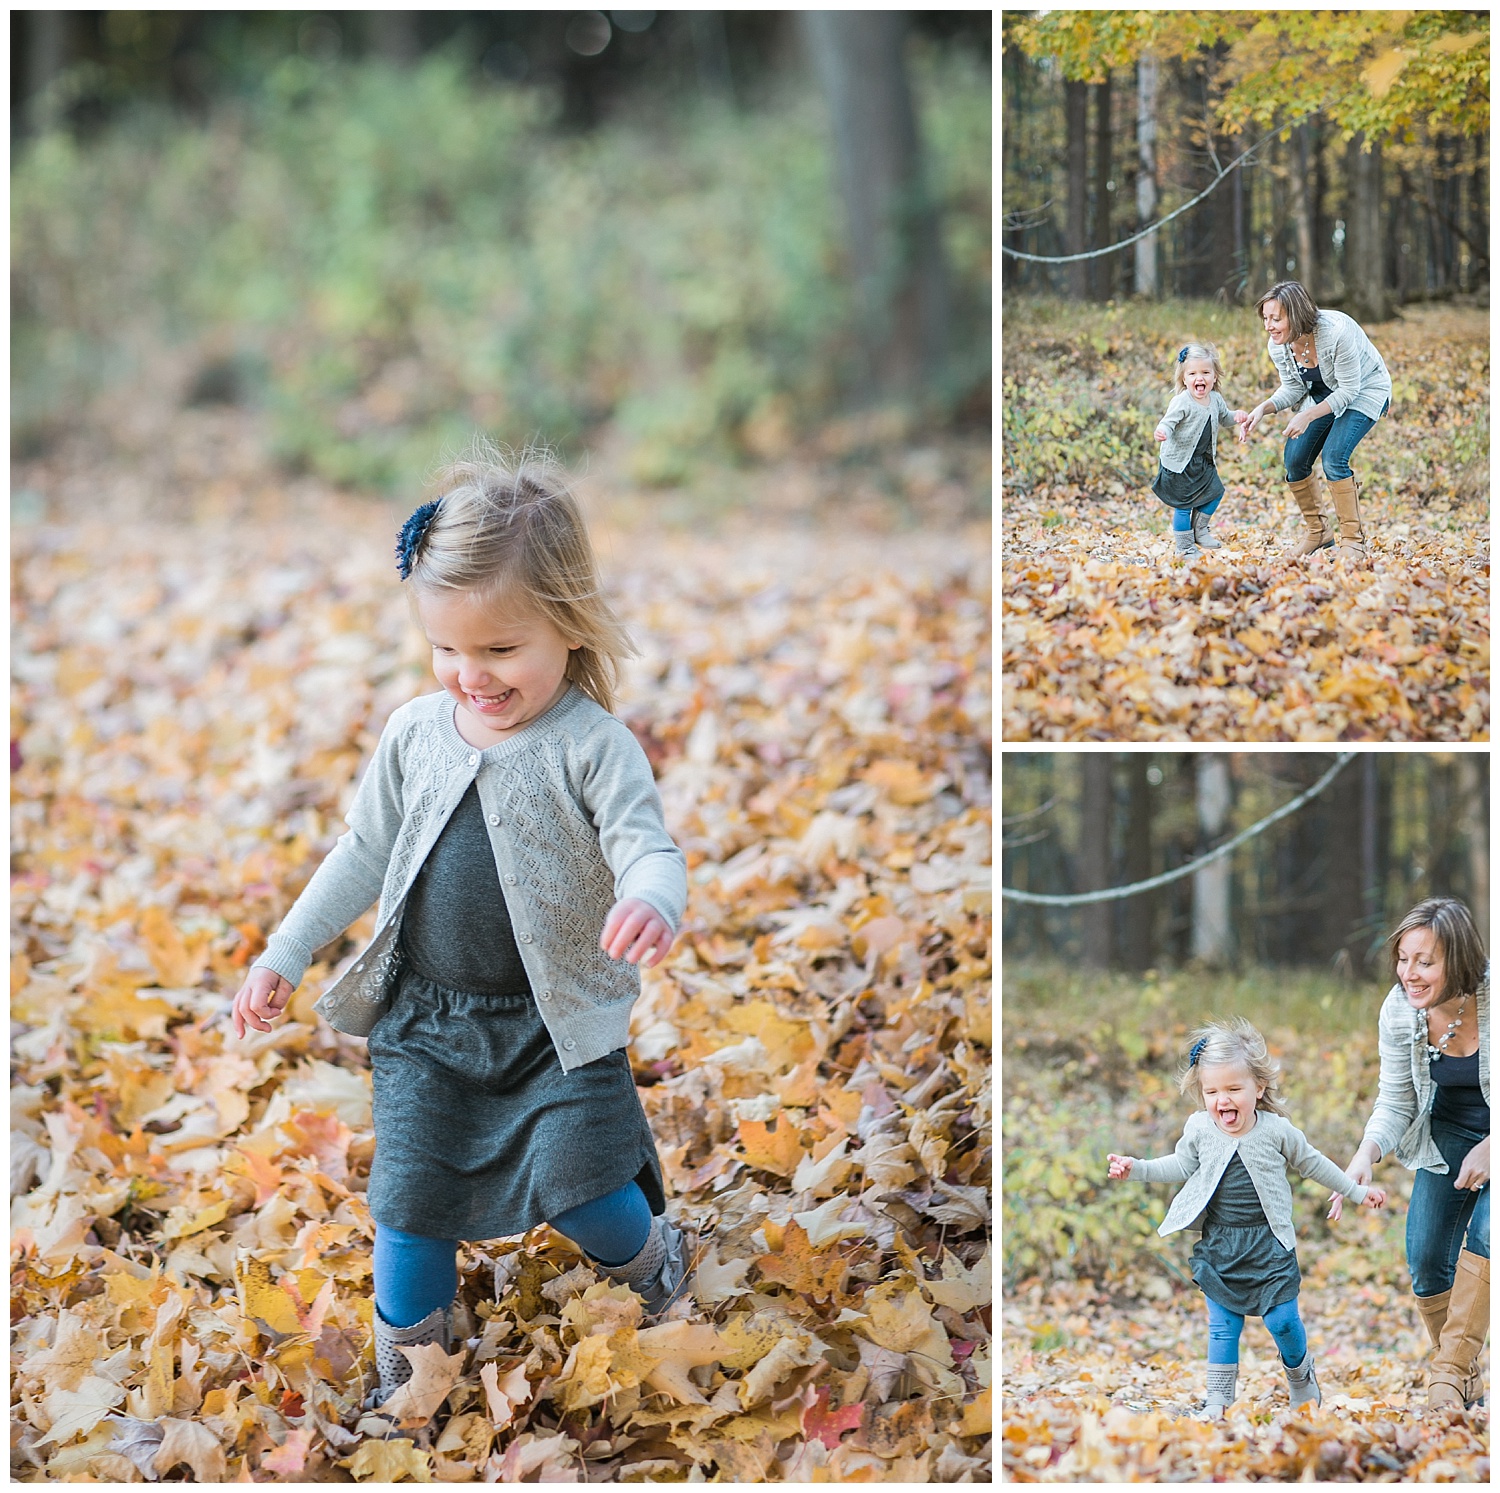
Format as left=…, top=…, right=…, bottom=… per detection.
left=488, top=813, right=500, bottom=826
left=540, top=989, right=552, bottom=1001
left=519, top=932, right=533, bottom=943
left=504, top=874, right=517, bottom=885
left=468, top=754, right=479, bottom=767
left=563, top=1038, right=577, bottom=1051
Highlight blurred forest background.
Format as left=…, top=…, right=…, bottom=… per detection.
left=1001, top=751, right=1489, bottom=976
left=12, top=9, right=990, bottom=504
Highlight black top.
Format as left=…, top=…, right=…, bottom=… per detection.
left=1152, top=416, right=1225, bottom=512
left=1430, top=1049, right=1489, bottom=1132
left=1298, top=362, right=1334, bottom=403
left=400, top=783, right=530, bottom=996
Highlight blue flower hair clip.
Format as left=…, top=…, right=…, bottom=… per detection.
left=1177, top=346, right=1190, bottom=363
left=396, top=500, right=442, bottom=580
left=1189, top=1037, right=1208, bottom=1067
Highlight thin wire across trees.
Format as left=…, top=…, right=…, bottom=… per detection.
left=999, top=754, right=1356, bottom=905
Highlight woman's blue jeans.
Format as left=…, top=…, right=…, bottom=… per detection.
left=1407, top=1115, right=1490, bottom=1297
left=373, top=1179, right=653, bottom=1327
left=1206, top=1293, right=1307, bottom=1367
left=1283, top=399, right=1388, bottom=482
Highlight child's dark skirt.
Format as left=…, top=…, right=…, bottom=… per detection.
left=1153, top=418, right=1224, bottom=513
left=1190, top=1153, right=1301, bottom=1316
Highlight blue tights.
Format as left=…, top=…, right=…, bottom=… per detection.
left=373, top=1180, right=653, bottom=1328
left=1171, top=493, right=1223, bottom=532
left=1207, top=1294, right=1307, bottom=1368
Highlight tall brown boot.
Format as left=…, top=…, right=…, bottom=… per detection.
left=1283, top=474, right=1335, bottom=560
left=1325, top=475, right=1368, bottom=565
left=1428, top=1249, right=1488, bottom=1409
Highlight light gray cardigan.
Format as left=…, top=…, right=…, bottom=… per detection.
left=1266, top=308, right=1392, bottom=422
left=1132, top=1110, right=1369, bottom=1252
left=1155, top=390, right=1238, bottom=473
left=253, top=686, right=688, bottom=1072
left=1360, top=982, right=1490, bottom=1172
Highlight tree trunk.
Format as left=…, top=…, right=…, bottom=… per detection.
left=368, top=11, right=419, bottom=63
left=1135, top=55, right=1159, bottom=298
left=1065, top=78, right=1090, bottom=300
left=1458, top=755, right=1489, bottom=948
left=1291, top=121, right=1318, bottom=297
left=1079, top=756, right=1113, bottom=968
left=802, top=11, right=951, bottom=399
left=1346, top=134, right=1389, bottom=323
left=1121, top=757, right=1154, bottom=970
left=1192, top=756, right=1233, bottom=966
left=21, top=11, right=73, bottom=135
left=1092, top=75, right=1113, bottom=301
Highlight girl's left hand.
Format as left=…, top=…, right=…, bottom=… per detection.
left=1454, top=1137, right=1489, bottom=1192
left=601, top=898, right=674, bottom=967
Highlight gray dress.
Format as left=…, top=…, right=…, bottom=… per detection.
left=1190, top=1152, right=1301, bottom=1317
left=365, top=783, right=666, bottom=1240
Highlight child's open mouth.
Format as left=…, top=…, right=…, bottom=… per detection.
left=1217, top=1106, right=1241, bottom=1127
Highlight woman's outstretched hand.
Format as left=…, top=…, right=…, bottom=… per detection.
left=1241, top=404, right=1267, bottom=439
left=1328, top=1150, right=1376, bottom=1221
left=232, top=968, right=292, bottom=1039
left=1453, top=1137, right=1489, bottom=1192
left=1107, top=1153, right=1134, bottom=1180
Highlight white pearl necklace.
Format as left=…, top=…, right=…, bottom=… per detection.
left=1425, top=993, right=1469, bottom=1060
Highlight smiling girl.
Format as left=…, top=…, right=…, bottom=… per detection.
left=231, top=443, right=691, bottom=1408
left=1108, top=1018, right=1384, bottom=1419
left=1152, top=342, right=1250, bottom=561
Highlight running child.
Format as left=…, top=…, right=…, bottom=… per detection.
left=1153, top=343, right=1250, bottom=560
left=232, top=442, right=690, bottom=1405
left=1107, top=1018, right=1385, bottom=1418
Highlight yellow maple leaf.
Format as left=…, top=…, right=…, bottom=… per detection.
left=340, top=1437, right=434, bottom=1482
left=139, top=905, right=210, bottom=988
left=755, top=1221, right=850, bottom=1301
left=235, top=1254, right=302, bottom=1335
left=382, top=1341, right=467, bottom=1427
left=737, top=1114, right=806, bottom=1177
left=635, top=1320, right=725, bottom=1404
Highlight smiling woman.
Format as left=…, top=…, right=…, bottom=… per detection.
left=1242, top=280, right=1394, bottom=571
left=1331, top=896, right=1490, bottom=1409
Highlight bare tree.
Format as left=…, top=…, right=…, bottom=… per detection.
left=1192, top=756, right=1232, bottom=965
left=802, top=12, right=951, bottom=399
left=1065, top=79, right=1089, bottom=300
left=1346, top=134, right=1390, bottom=322
left=1134, top=55, right=1159, bottom=297
left=1080, top=756, right=1113, bottom=967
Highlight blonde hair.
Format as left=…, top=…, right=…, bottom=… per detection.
left=403, top=440, right=635, bottom=713
left=1387, top=897, right=1488, bottom=1003
left=1178, top=1017, right=1288, bottom=1115
left=1173, top=342, right=1227, bottom=396
left=1255, top=280, right=1320, bottom=339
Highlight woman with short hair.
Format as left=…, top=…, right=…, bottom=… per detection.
left=1329, top=897, right=1489, bottom=1408
left=1241, top=281, right=1392, bottom=569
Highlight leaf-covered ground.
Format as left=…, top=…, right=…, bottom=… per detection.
left=1000, top=969, right=1489, bottom=1482
left=11, top=436, right=991, bottom=1481
left=1002, top=303, right=1489, bottom=741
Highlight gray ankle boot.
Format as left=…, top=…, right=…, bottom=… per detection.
left=369, top=1303, right=451, bottom=1407
left=1202, top=1361, right=1237, bottom=1419
left=598, top=1215, right=688, bottom=1315
left=1174, top=529, right=1201, bottom=559
left=1192, top=508, right=1223, bottom=550
left=1285, top=1352, right=1321, bottom=1410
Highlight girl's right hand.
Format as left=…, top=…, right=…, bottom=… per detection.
left=232, top=968, right=292, bottom=1039
left=1107, top=1153, right=1134, bottom=1180
left=1154, top=428, right=1168, bottom=443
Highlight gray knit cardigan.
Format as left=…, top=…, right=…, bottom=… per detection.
left=1132, top=1110, right=1369, bottom=1252
left=1265, top=308, right=1392, bottom=422
left=1155, top=390, right=1239, bottom=473
left=1360, top=981, right=1490, bottom=1173
left=252, top=686, right=688, bottom=1072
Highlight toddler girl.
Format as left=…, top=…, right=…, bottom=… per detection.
left=1153, top=343, right=1249, bottom=560
left=1107, top=1018, right=1385, bottom=1418
left=232, top=443, right=690, bottom=1406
